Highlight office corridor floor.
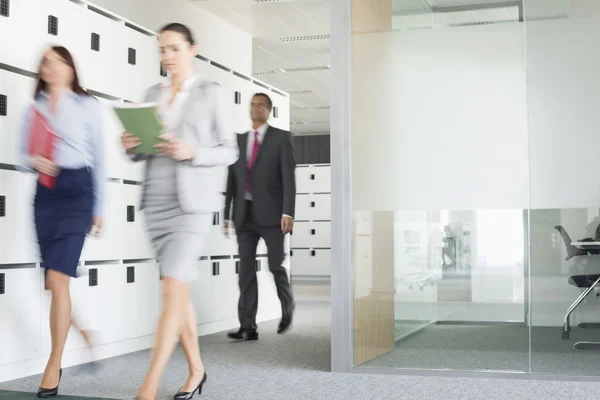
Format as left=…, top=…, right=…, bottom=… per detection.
left=2, top=283, right=600, bottom=399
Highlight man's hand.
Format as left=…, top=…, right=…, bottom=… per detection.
left=120, top=131, right=141, bottom=154
left=155, top=133, right=194, bottom=161
left=223, top=220, right=233, bottom=237
left=281, top=216, right=294, bottom=234
left=32, top=155, right=59, bottom=177
left=88, top=215, right=103, bottom=237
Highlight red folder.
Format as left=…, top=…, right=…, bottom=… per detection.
left=28, top=107, right=57, bottom=188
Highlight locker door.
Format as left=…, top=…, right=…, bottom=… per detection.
left=0, top=170, right=38, bottom=264
left=75, top=8, right=124, bottom=97
left=191, top=260, right=212, bottom=325
left=0, top=70, right=37, bottom=166
left=81, top=181, right=124, bottom=262
left=121, top=184, right=153, bottom=260
left=311, top=166, right=331, bottom=194
left=118, top=262, right=160, bottom=340
left=118, top=25, right=160, bottom=102
left=307, top=194, right=331, bottom=221
left=290, top=222, right=312, bottom=248
left=0, top=268, right=42, bottom=364
left=311, top=221, right=331, bottom=248
left=210, top=260, right=236, bottom=321
left=294, top=194, right=312, bottom=221
left=295, top=167, right=312, bottom=194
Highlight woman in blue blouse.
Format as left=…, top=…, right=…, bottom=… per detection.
left=19, top=46, right=105, bottom=398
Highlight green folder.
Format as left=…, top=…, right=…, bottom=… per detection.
left=112, top=103, right=165, bottom=154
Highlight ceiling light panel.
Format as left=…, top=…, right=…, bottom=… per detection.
left=279, top=34, right=330, bottom=43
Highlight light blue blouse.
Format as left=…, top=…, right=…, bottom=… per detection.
left=19, top=91, right=106, bottom=217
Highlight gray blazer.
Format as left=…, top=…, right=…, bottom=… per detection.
left=132, top=76, right=239, bottom=214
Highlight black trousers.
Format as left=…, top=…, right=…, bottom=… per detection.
left=236, top=201, right=294, bottom=330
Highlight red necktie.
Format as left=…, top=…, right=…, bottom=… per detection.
left=246, top=131, right=260, bottom=192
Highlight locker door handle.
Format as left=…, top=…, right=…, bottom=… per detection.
left=310, top=202, right=315, bottom=208
left=127, top=266, right=135, bottom=283
left=128, top=48, right=137, bottom=65
left=0, top=0, right=9, bottom=17
left=310, top=174, right=315, bottom=180
left=0, top=195, right=5, bottom=217
left=48, top=15, right=58, bottom=36
left=255, top=260, right=261, bottom=272
left=235, top=261, right=240, bottom=274
left=273, top=106, right=279, bottom=118
left=127, top=206, right=135, bottom=222
left=89, top=269, right=98, bottom=287
left=0, top=94, right=6, bottom=116
left=311, top=229, right=316, bottom=235
left=212, top=262, right=220, bottom=276
left=0, top=273, right=5, bottom=295
left=311, top=250, right=316, bottom=256
left=91, top=33, right=100, bottom=51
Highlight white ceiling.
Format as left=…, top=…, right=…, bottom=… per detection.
left=190, top=0, right=331, bottom=135
left=189, top=0, right=539, bottom=135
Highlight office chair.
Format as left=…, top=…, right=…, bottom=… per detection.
left=555, top=225, right=600, bottom=349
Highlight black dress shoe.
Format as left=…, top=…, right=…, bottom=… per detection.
left=278, top=305, right=295, bottom=334
left=37, top=368, right=62, bottom=398
left=173, top=372, right=207, bottom=399
left=227, top=328, right=259, bottom=341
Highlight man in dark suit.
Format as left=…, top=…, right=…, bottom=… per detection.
left=224, top=93, right=296, bottom=340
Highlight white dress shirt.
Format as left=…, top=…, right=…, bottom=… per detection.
left=157, top=75, right=197, bottom=133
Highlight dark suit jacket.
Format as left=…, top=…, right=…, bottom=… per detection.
left=224, top=125, right=296, bottom=228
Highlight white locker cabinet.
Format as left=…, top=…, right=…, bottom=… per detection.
left=210, top=259, right=237, bottom=321
left=81, top=181, right=124, bottom=261
left=295, top=194, right=331, bottom=221
left=0, top=170, right=39, bottom=264
left=0, top=268, right=42, bottom=364
left=75, top=7, right=125, bottom=97
left=191, top=260, right=213, bottom=325
left=0, top=0, right=84, bottom=73
left=295, top=166, right=330, bottom=195
left=0, top=70, right=36, bottom=166
left=121, top=184, right=153, bottom=260
left=290, top=248, right=331, bottom=277
left=291, top=221, right=331, bottom=249
left=117, top=25, right=161, bottom=102
left=115, top=262, right=160, bottom=341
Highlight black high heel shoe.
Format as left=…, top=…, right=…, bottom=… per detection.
left=37, top=368, right=62, bottom=398
left=173, top=372, right=207, bottom=399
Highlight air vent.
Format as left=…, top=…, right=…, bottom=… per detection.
left=0, top=94, right=6, bottom=116
left=89, top=268, right=98, bottom=287
left=127, top=205, right=135, bottom=222
left=128, top=48, right=136, bottom=65
left=91, top=33, right=100, bottom=51
left=280, top=65, right=330, bottom=73
left=296, top=106, right=330, bottom=111
left=289, top=90, right=312, bottom=95
left=1, top=0, right=9, bottom=17
left=449, top=19, right=518, bottom=28
left=252, top=69, right=276, bottom=76
left=127, top=266, right=135, bottom=283
left=48, top=15, right=58, bottom=36
left=0, top=273, right=4, bottom=295
left=279, top=34, right=330, bottom=43
left=0, top=196, right=5, bottom=217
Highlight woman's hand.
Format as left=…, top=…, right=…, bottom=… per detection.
left=32, top=155, right=59, bottom=177
left=88, top=215, right=103, bottom=237
left=155, top=133, right=194, bottom=162
left=120, top=131, right=141, bottom=154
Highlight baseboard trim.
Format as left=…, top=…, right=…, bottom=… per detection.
left=0, top=315, right=278, bottom=383
left=291, top=275, right=331, bottom=285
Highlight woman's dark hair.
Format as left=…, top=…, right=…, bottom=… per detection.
left=35, top=46, right=90, bottom=97
left=253, top=93, right=273, bottom=110
left=160, top=23, right=196, bottom=45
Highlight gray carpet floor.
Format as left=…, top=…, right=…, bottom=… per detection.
left=3, top=284, right=600, bottom=399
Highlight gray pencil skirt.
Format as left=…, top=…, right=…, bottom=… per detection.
left=144, top=155, right=211, bottom=283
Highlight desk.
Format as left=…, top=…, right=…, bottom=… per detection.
left=571, top=242, right=600, bottom=250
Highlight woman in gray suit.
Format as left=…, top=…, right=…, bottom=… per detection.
left=120, top=23, right=238, bottom=400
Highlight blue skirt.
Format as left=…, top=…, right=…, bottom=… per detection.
left=34, top=168, right=94, bottom=278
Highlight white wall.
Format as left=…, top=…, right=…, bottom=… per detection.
left=0, top=0, right=289, bottom=383
left=86, top=0, right=253, bottom=75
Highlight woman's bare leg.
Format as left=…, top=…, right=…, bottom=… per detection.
left=137, top=277, right=189, bottom=398
left=178, top=300, right=205, bottom=391
left=40, top=270, right=71, bottom=389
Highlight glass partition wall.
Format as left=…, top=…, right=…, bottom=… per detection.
left=331, top=0, right=600, bottom=378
